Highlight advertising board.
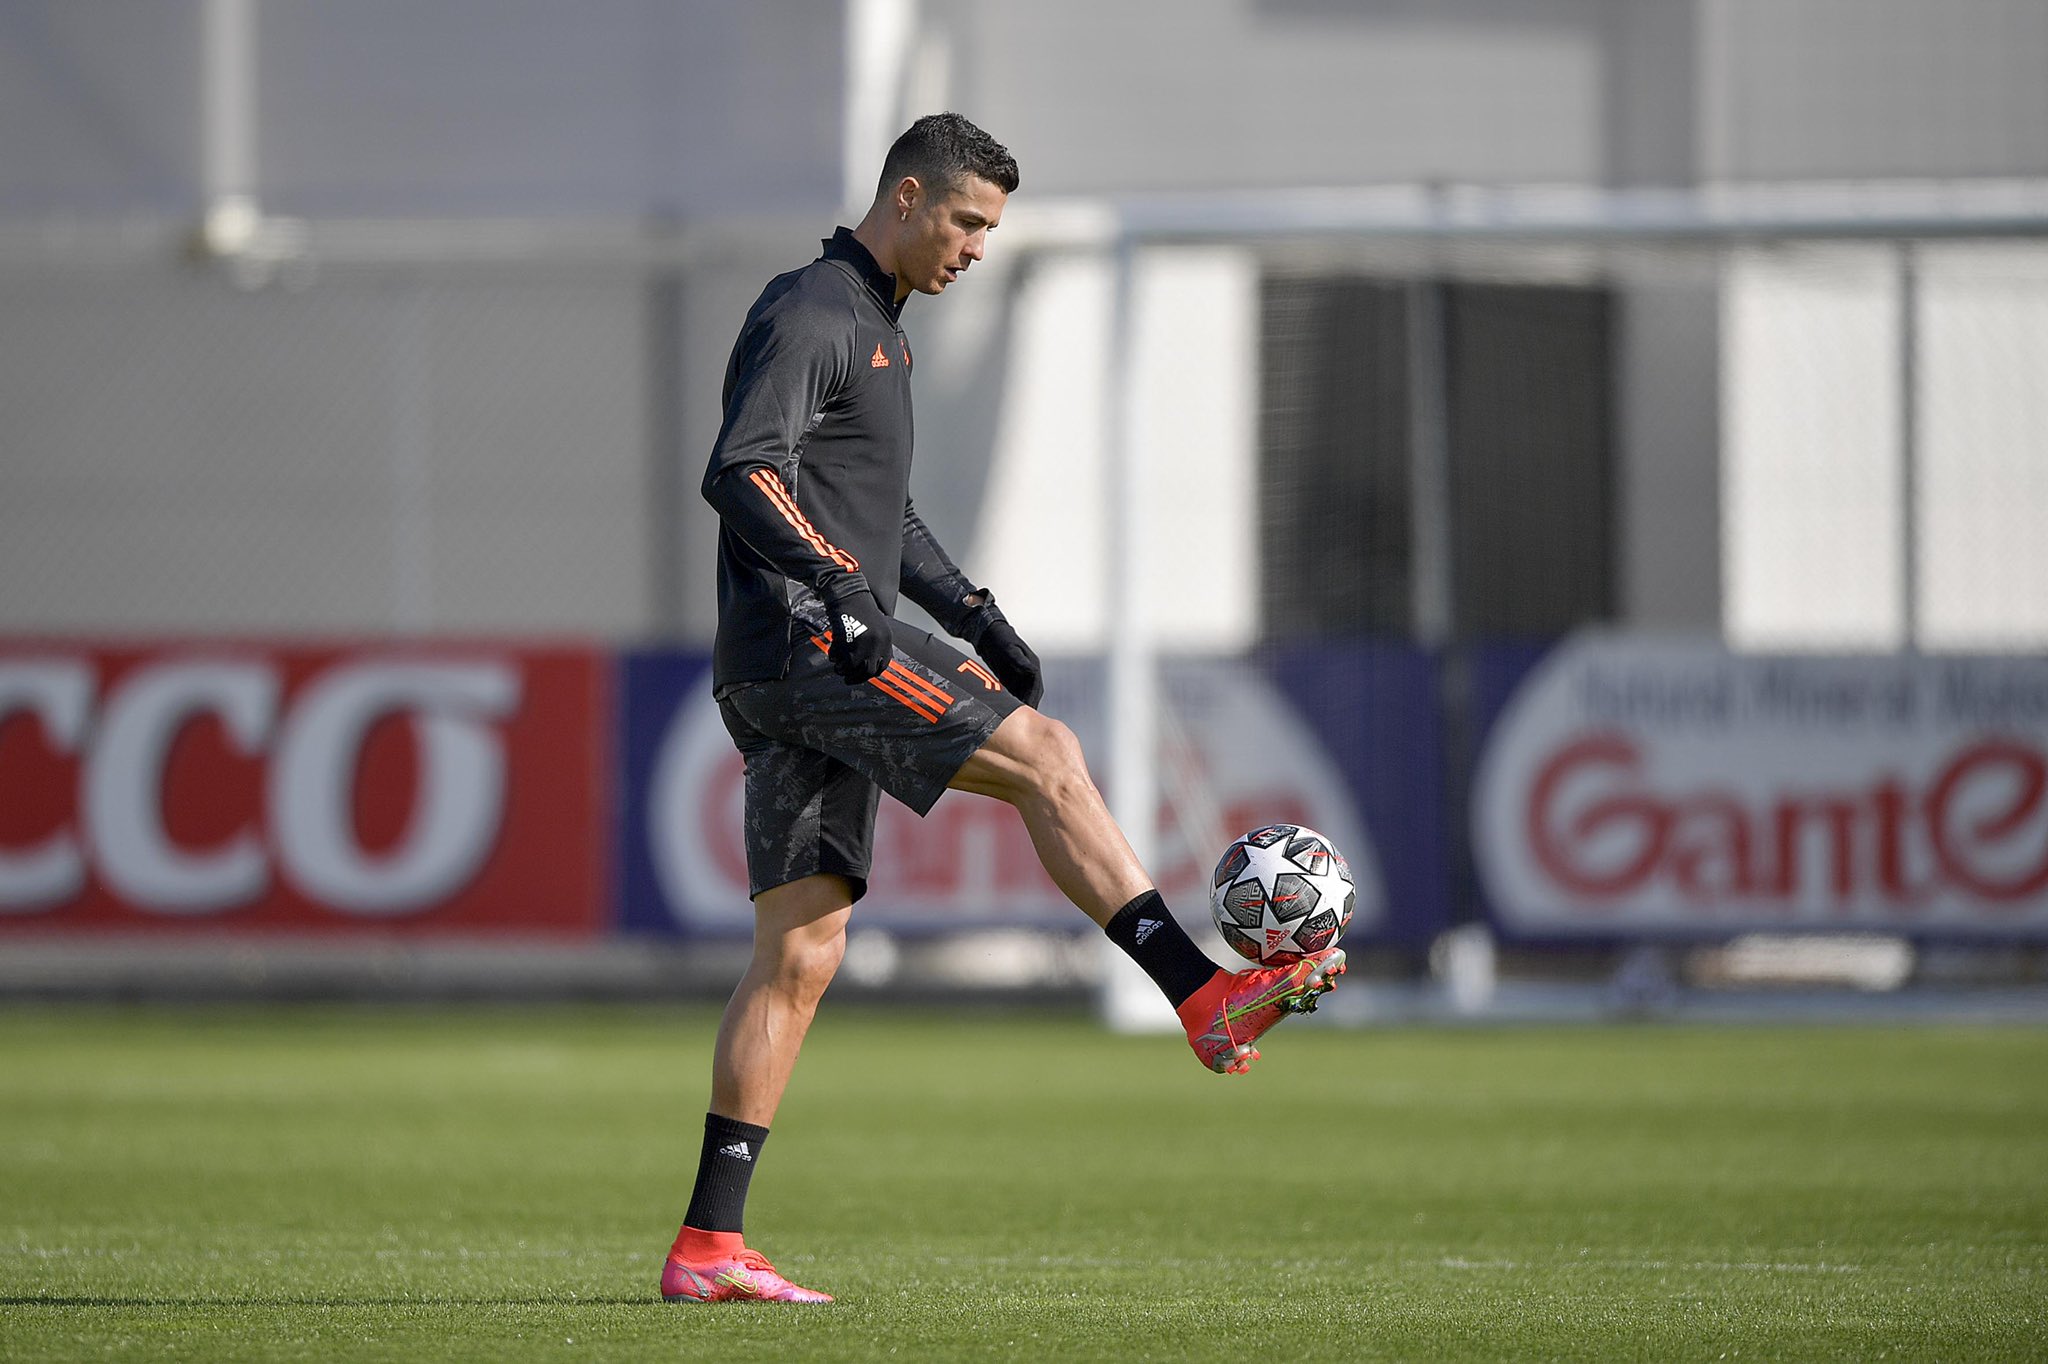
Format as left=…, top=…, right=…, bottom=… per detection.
left=618, top=649, right=1440, bottom=940
left=0, top=642, right=607, bottom=936
left=1473, top=635, right=2048, bottom=938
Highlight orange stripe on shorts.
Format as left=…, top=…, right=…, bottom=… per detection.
left=867, top=671, right=946, bottom=723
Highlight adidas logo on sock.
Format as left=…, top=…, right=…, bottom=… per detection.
left=1135, top=918, right=1163, bottom=944
left=718, top=1141, right=753, bottom=1162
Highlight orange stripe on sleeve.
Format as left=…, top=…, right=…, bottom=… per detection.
left=748, top=469, right=860, bottom=572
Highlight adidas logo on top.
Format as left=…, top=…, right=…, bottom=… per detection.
left=1134, top=918, right=1163, bottom=944
left=719, top=1141, right=753, bottom=1163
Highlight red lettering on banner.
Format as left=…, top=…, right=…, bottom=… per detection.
left=160, top=711, right=264, bottom=856
left=1870, top=779, right=1931, bottom=905
left=0, top=705, right=77, bottom=854
left=0, top=645, right=606, bottom=935
left=352, top=711, right=423, bottom=857
left=880, top=796, right=1057, bottom=899
left=1665, top=794, right=1753, bottom=902
left=1526, top=730, right=2048, bottom=913
left=754, top=786, right=1327, bottom=913
left=891, top=800, right=963, bottom=894
left=1928, top=740, right=2048, bottom=903
left=995, top=801, right=1050, bottom=890
left=1530, top=735, right=1666, bottom=901
left=1770, top=797, right=1860, bottom=903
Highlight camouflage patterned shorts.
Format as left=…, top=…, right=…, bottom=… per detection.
left=716, top=624, right=1024, bottom=901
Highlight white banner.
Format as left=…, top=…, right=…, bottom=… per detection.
left=1474, top=636, right=2048, bottom=936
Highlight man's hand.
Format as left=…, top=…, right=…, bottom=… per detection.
left=976, top=616, right=1044, bottom=707
left=821, top=584, right=894, bottom=684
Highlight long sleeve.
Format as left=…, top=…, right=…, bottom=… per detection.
left=899, top=498, right=1000, bottom=643
left=701, top=295, right=868, bottom=596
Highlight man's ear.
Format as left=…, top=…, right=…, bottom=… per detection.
left=892, top=175, right=922, bottom=221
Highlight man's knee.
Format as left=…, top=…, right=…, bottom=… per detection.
left=1003, top=710, right=1093, bottom=801
left=752, top=876, right=853, bottom=1002
left=774, top=928, right=845, bottom=1001
left=1034, top=713, right=1090, bottom=780
left=951, top=708, right=1099, bottom=808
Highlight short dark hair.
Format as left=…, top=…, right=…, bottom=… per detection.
left=876, top=112, right=1018, bottom=200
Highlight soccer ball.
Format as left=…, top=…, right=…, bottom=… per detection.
left=1209, top=823, right=1355, bottom=965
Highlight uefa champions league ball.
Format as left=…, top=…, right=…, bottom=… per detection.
left=1210, top=823, right=1355, bottom=965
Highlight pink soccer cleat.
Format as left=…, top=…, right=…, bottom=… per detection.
left=1176, top=948, right=1346, bottom=1075
left=661, top=1247, right=833, bottom=1304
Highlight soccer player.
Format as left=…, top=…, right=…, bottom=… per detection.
left=661, top=113, right=1345, bottom=1305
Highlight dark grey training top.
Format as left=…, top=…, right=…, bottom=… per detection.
left=702, top=228, right=997, bottom=688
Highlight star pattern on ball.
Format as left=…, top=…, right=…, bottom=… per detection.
left=1211, top=824, right=1356, bottom=965
left=1236, top=841, right=1325, bottom=957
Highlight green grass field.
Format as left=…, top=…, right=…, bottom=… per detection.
left=2, top=1004, right=2043, bottom=1362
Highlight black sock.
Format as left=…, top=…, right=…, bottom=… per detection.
left=1103, top=890, right=1220, bottom=1008
left=682, top=1112, right=770, bottom=1234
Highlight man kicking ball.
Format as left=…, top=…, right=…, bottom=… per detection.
left=661, top=112, right=1344, bottom=1304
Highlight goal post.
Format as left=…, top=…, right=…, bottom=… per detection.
left=1083, top=180, right=2048, bottom=1030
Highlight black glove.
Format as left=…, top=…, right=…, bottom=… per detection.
left=975, top=615, right=1044, bottom=708
left=820, top=583, right=893, bottom=684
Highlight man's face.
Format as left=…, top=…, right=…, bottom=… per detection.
left=896, top=175, right=1006, bottom=298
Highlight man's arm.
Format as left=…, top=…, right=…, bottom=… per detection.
left=900, top=499, right=1044, bottom=706
left=701, top=298, right=891, bottom=682
left=701, top=302, right=861, bottom=592
left=899, top=499, right=998, bottom=641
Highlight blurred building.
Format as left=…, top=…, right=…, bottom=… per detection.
left=1, top=0, right=2044, bottom=649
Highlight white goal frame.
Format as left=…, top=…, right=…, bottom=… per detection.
left=1077, top=179, right=2048, bottom=1030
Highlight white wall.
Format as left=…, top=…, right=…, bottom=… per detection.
left=0, top=0, right=850, bottom=219
left=1721, top=243, right=2048, bottom=651
left=12, top=1, right=2047, bottom=217
left=0, top=271, right=650, bottom=633
left=960, top=0, right=1610, bottom=193
left=1722, top=246, right=1903, bottom=649
left=4, top=0, right=2045, bottom=642
left=1702, top=0, right=2048, bottom=181
left=1918, top=245, right=2048, bottom=648
left=953, top=247, right=1258, bottom=652
left=0, top=2, right=199, bottom=216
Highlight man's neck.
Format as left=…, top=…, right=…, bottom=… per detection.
left=850, top=216, right=909, bottom=303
